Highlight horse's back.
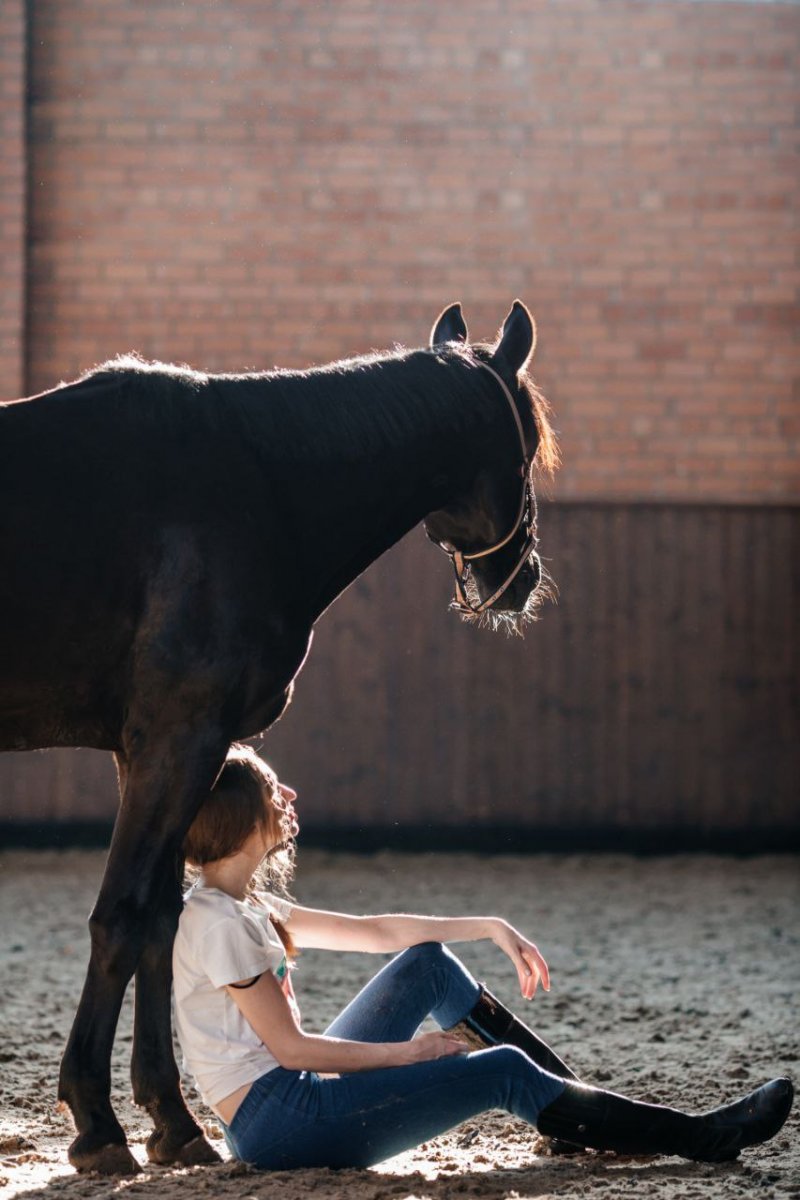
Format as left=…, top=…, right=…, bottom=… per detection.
left=1, top=365, right=234, bottom=563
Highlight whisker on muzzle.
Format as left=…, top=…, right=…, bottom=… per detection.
left=453, top=553, right=556, bottom=637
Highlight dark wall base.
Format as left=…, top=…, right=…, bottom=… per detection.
left=2, top=821, right=799, bottom=855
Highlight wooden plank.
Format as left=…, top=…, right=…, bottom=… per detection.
left=2, top=505, right=797, bottom=835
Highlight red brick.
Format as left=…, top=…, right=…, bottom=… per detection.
left=7, top=0, right=795, bottom=501
left=0, top=1, right=25, bottom=398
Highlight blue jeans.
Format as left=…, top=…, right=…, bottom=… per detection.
left=221, top=942, right=566, bottom=1169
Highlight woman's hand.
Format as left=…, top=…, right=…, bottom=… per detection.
left=228, top=972, right=470, bottom=1074
left=400, top=1030, right=471, bottom=1064
left=490, top=920, right=551, bottom=1000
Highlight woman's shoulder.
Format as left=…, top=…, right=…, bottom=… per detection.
left=251, top=888, right=293, bottom=923
left=179, top=885, right=242, bottom=938
left=182, top=883, right=238, bottom=910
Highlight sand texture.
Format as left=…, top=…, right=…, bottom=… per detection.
left=0, top=850, right=797, bottom=1200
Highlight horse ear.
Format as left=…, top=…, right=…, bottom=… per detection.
left=493, top=299, right=537, bottom=374
left=430, top=302, right=469, bottom=348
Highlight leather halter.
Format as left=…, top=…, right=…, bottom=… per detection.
left=437, top=361, right=538, bottom=616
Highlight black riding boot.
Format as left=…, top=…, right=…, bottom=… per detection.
left=537, top=1077, right=794, bottom=1161
left=449, top=983, right=580, bottom=1081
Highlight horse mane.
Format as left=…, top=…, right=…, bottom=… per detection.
left=522, top=371, right=559, bottom=478
left=87, top=352, right=210, bottom=388
left=82, top=345, right=558, bottom=473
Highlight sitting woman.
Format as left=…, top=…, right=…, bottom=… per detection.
left=172, top=744, right=793, bottom=1171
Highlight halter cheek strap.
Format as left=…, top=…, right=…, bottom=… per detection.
left=444, top=362, right=538, bottom=617
left=474, top=362, right=528, bottom=469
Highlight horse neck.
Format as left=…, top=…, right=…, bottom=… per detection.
left=254, top=351, right=503, bottom=623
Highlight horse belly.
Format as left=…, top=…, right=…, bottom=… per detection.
left=0, top=528, right=137, bottom=739
left=0, top=702, right=121, bottom=752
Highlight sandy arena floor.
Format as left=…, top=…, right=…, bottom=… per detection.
left=0, top=849, right=797, bottom=1200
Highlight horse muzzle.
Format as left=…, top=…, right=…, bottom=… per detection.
left=451, top=539, right=541, bottom=616
left=483, top=548, right=541, bottom=613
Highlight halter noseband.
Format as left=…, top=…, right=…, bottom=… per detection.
left=439, top=361, right=538, bottom=616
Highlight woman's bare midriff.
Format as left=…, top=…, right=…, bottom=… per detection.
left=214, top=1081, right=252, bottom=1125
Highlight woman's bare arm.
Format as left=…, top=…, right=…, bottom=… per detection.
left=285, top=907, right=550, bottom=999
left=226, top=970, right=467, bottom=1073
left=287, top=906, right=496, bottom=953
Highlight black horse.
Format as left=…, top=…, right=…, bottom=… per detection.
left=0, top=300, right=557, bottom=1174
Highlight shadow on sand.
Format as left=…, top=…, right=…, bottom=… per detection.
left=6, top=1151, right=759, bottom=1200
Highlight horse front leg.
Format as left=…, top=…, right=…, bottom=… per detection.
left=58, top=728, right=229, bottom=1174
left=132, top=851, right=220, bottom=1166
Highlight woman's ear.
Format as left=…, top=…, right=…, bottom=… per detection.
left=493, top=299, right=537, bottom=374
left=430, top=302, right=469, bottom=347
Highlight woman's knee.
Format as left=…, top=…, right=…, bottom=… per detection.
left=387, top=942, right=477, bottom=1025
left=465, top=1045, right=564, bottom=1124
left=476, top=1043, right=561, bottom=1086
left=475, top=1044, right=531, bottom=1073
left=392, top=941, right=449, bottom=972
left=467, top=1044, right=545, bottom=1090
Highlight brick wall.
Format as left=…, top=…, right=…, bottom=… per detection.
left=0, top=0, right=26, bottom=399
left=17, top=0, right=800, bottom=501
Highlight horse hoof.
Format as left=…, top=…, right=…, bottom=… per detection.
left=146, top=1130, right=221, bottom=1167
left=176, top=1134, right=222, bottom=1166
left=69, top=1138, right=141, bottom=1175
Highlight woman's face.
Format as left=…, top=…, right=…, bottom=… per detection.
left=263, top=780, right=299, bottom=854
left=277, top=782, right=299, bottom=835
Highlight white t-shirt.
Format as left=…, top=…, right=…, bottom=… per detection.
left=172, top=883, right=296, bottom=1110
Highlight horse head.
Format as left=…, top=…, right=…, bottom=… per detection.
left=424, top=300, right=558, bottom=631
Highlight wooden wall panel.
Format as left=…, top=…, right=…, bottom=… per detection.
left=1, top=505, right=797, bottom=838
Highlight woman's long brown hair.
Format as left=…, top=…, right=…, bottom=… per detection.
left=183, top=744, right=297, bottom=958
